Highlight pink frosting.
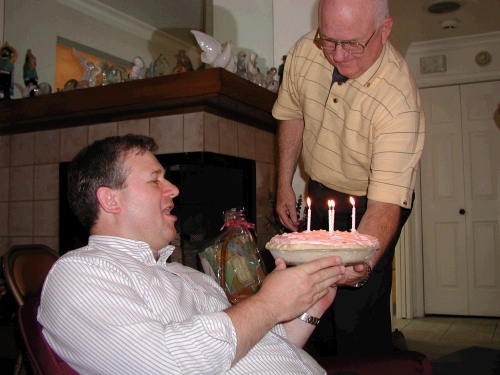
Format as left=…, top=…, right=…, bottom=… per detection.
left=269, top=229, right=379, bottom=247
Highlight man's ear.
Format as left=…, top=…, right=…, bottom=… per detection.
left=96, top=186, right=121, bottom=214
left=380, top=17, right=393, bottom=45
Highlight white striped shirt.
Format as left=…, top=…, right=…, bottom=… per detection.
left=38, top=236, right=325, bottom=375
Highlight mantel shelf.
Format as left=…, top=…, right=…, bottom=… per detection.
left=0, top=68, right=278, bottom=135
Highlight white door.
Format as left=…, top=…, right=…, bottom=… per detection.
left=420, top=81, right=500, bottom=316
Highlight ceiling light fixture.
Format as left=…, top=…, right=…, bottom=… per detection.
left=440, top=19, right=459, bottom=29
left=424, top=1, right=464, bottom=14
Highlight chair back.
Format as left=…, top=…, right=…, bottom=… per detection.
left=2, top=244, right=59, bottom=306
left=18, top=295, right=78, bottom=375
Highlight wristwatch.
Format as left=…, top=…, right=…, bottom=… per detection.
left=298, top=312, right=321, bottom=325
left=351, top=263, right=372, bottom=288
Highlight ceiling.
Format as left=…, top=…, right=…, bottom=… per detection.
left=389, top=0, right=500, bottom=54
left=96, top=0, right=500, bottom=55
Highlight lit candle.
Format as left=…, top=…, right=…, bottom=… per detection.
left=349, top=197, right=356, bottom=231
left=307, top=197, right=312, bottom=232
left=328, top=200, right=335, bottom=234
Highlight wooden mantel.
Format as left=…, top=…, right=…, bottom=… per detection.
left=0, top=68, right=278, bottom=135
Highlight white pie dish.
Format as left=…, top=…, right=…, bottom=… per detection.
left=268, top=246, right=378, bottom=266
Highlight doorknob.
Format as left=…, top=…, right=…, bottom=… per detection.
left=459, top=209, right=466, bottom=215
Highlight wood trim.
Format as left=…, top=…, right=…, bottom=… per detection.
left=0, top=68, right=278, bottom=135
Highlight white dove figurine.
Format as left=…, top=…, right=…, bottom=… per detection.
left=191, top=30, right=235, bottom=72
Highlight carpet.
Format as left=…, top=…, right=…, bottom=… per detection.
left=430, top=346, right=500, bottom=375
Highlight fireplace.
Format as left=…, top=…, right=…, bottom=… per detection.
left=59, top=152, right=256, bottom=270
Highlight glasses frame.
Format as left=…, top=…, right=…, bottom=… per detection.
left=313, top=28, right=378, bottom=55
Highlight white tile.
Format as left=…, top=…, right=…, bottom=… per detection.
left=184, top=112, right=204, bottom=152
left=0, top=168, right=9, bottom=202
left=9, top=166, right=34, bottom=201
left=60, top=126, right=88, bottom=162
left=10, top=132, right=35, bottom=166
left=8, top=201, right=33, bottom=236
left=34, top=200, right=59, bottom=237
left=34, top=164, right=59, bottom=200
left=150, top=115, right=184, bottom=154
left=0, top=135, right=10, bottom=167
left=88, top=122, right=118, bottom=143
left=118, top=118, right=150, bottom=136
left=35, top=129, right=60, bottom=164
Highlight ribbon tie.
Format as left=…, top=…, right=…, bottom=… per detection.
left=221, top=213, right=257, bottom=242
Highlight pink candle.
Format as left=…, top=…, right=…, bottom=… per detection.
left=328, top=200, right=335, bottom=234
left=307, top=197, right=311, bottom=232
left=349, top=197, right=356, bottom=231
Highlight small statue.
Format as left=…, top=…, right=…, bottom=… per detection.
left=129, top=56, right=147, bottom=80
left=191, top=30, right=235, bottom=72
left=235, top=51, right=249, bottom=80
left=278, top=55, right=287, bottom=85
left=148, top=54, right=169, bottom=77
left=247, top=53, right=265, bottom=86
left=172, top=50, right=194, bottom=74
left=73, top=48, right=101, bottom=87
left=0, top=42, right=18, bottom=99
left=23, top=49, right=38, bottom=91
left=265, top=67, right=279, bottom=93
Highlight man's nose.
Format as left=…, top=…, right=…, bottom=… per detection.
left=332, top=45, right=350, bottom=62
left=163, top=181, right=179, bottom=198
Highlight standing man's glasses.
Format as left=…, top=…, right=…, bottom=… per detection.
left=313, top=28, right=377, bottom=54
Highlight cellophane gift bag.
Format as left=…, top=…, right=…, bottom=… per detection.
left=199, top=208, right=267, bottom=304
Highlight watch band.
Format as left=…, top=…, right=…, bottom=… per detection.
left=352, top=263, right=372, bottom=288
left=298, top=312, right=321, bottom=326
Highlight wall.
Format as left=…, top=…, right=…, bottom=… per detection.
left=213, top=0, right=274, bottom=73
left=0, top=113, right=277, bottom=256
left=3, top=0, right=198, bottom=96
left=406, top=31, right=500, bottom=88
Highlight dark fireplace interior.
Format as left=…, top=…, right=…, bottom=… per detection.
left=59, top=152, right=256, bottom=270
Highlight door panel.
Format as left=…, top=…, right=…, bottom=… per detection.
left=421, top=81, right=500, bottom=317
left=420, top=85, right=468, bottom=315
left=461, top=81, right=500, bottom=317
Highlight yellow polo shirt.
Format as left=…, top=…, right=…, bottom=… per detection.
left=273, top=30, right=425, bottom=209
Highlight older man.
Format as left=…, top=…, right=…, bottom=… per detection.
left=273, top=0, right=425, bottom=357
left=38, top=134, right=346, bottom=374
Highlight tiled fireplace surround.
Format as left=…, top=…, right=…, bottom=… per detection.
left=0, top=112, right=277, bottom=257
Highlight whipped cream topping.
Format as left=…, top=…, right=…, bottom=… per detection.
left=268, top=229, right=379, bottom=247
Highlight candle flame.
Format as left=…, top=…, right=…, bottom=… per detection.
left=307, top=197, right=311, bottom=207
left=328, top=199, right=335, bottom=208
left=349, top=196, right=355, bottom=206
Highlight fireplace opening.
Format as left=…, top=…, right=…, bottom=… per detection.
left=59, top=152, right=256, bottom=270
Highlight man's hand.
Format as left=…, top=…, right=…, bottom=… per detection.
left=224, top=256, right=345, bottom=363
left=276, top=185, right=300, bottom=231
left=335, top=263, right=371, bottom=287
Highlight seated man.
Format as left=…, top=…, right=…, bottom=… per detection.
left=38, top=134, right=346, bottom=374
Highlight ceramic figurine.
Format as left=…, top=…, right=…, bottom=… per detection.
left=191, top=30, right=235, bottom=72
left=235, top=51, right=249, bottom=80
left=23, top=49, right=38, bottom=89
left=63, top=79, right=78, bottom=91
left=247, top=53, right=265, bottom=86
left=265, top=67, right=279, bottom=93
left=278, top=55, right=286, bottom=85
left=172, top=50, right=194, bottom=74
left=103, top=65, right=127, bottom=85
left=129, top=56, right=147, bottom=80
left=0, top=42, right=18, bottom=99
left=148, top=54, right=169, bottom=77
left=73, top=48, right=101, bottom=87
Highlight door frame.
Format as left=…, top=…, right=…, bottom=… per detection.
left=402, top=31, right=500, bottom=318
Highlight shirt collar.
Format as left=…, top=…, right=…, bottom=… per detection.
left=88, top=235, right=175, bottom=264
left=353, top=43, right=387, bottom=87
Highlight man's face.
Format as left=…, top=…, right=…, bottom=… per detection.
left=117, top=151, right=179, bottom=252
left=318, top=0, right=392, bottom=79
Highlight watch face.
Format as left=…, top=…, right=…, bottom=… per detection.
left=475, top=51, right=492, bottom=67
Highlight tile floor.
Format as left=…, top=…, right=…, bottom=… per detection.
left=393, top=315, right=500, bottom=360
